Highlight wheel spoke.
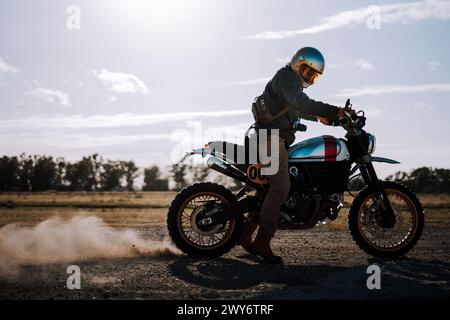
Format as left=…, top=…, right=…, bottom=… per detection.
left=177, top=192, right=235, bottom=250
left=358, top=189, right=418, bottom=251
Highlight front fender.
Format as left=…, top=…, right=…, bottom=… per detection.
left=371, top=156, right=401, bottom=164
left=350, top=156, right=400, bottom=175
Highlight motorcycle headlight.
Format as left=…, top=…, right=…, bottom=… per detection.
left=367, top=133, right=376, bottom=154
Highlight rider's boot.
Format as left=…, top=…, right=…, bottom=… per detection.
left=238, top=220, right=258, bottom=254
left=248, top=226, right=283, bottom=264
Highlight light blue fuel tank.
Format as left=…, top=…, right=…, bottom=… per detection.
left=288, top=135, right=350, bottom=162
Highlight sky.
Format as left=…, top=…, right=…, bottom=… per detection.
left=1, top=0, right=450, bottom=178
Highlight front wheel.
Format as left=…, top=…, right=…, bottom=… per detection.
left=349, top=181, right=424, bottom=258
left=167, top=182, right=243, bottom=257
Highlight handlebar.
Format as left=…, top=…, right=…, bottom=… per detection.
left=339, top=99, right=366, bottom=131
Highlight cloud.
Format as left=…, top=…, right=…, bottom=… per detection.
left=0, top=117, right=252, bottom=152
left=93, top=69, right=148, bottom=93
left=52, top=133, right=172, bottom=148
left=330, top=59, right=375, bottom=70
left=233, top=77, right=270, bottom=85
left=246, top=0, right=450, bottom=39
left=25, top=88, right=71, bottom=106
left=327, top=63, right=338, bottom=69
left=414, top=101, right=434, bottom=110
left=353, top=59, right=375, bottom=70
left=0, top=57, right=19, bottom=74
left=106, top=96, right=118, bottom=104
left=335, top=83, right=450, bottom=97
left=0, top=109, right=251, bottom=130
left=0, top=127, right=172, bottom=149
left=427, top=61, right=440, bottom=71
left=276, top=57, right=291, bottom=64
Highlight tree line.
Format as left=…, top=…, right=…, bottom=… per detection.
left=386, top=167, right=450, bottom=194
left=0, top=154, right=448, bottom=193
left=0, top=154, right=242, bottom=192
left=348, top=167, right=450, bottom=194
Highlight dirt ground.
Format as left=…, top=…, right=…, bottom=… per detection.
left=0, top=192, right=449, bottom=300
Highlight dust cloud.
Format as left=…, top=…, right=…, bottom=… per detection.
left=0, top=215, right=181, bottom=275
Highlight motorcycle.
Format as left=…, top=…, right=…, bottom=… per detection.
left=167, top=99, right=424, bottom=258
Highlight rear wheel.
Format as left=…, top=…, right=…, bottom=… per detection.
left=167, top=182, right=243, bottom=257
left=349, top=181, right=424, bottom=258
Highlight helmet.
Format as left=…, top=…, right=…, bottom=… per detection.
left=290, top=47, right=325, bottom=88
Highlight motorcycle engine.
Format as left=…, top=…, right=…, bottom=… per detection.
left=280, top=192, right=343, bottom=228
left=280, top=192, right=317, bottom=225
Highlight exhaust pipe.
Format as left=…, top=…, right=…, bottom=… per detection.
left=206, top=157, right=248, bottom=184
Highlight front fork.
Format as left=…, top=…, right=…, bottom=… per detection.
left=359, top=160, right=396, bottom=228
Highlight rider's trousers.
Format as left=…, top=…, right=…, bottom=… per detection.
left=258, top=135, right=290, bottom=237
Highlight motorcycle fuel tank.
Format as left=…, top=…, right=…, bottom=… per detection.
left=288, top=135, right=350, bottom=162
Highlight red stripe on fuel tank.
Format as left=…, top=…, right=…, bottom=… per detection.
left=324, top=136, right=337, bottom=162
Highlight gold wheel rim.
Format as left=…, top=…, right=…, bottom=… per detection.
left=357, top=189, right=419, bottom=252
left=177, top=192, right=236, bottom=250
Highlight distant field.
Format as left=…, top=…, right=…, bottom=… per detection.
left=0, top=191, right=448, bottom=229
left=0, top=191, right=176, bottom=208
left=2, top=191, right=449, bottom=207
left=0, top=192, right=175, bottom=228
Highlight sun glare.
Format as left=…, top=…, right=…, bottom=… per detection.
left=106, top=0, right=202, bottom=27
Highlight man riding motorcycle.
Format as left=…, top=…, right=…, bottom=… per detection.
left=241, top=47, right=354, bottom=263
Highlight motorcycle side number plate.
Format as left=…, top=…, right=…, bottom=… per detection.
left=246, top=163, right=270, bottom=185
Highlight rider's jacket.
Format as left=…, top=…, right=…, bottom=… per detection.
left=258, top=65, right=340, bottom=147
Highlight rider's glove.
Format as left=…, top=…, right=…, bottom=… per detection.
left=337, top=106, right=356, bottom=120
left=315, top=116, right=340, bottom=126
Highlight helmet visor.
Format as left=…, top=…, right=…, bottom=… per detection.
left=299, top=64, right=321, bottom=85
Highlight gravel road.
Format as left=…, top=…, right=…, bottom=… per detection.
left=1, top=222, right=448, bottom=300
